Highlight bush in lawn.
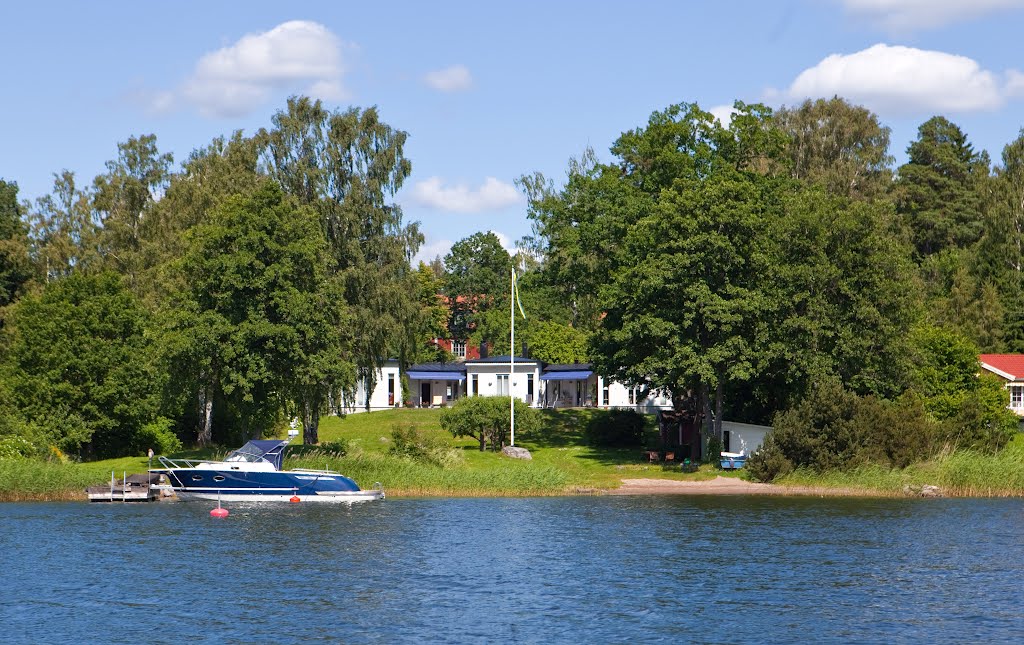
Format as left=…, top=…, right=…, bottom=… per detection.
left=440, top=396, right=539, bottom=451
left=389, top=423, right=462, bottom=467
left=584, top=409, right=645, bottom=448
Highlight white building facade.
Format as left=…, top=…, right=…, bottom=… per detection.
left=339, top=359, right=402, bottom=413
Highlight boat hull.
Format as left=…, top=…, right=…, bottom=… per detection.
left=158, top=467, right=384, bottom=502
left=174, top=489, right=384, bottom=503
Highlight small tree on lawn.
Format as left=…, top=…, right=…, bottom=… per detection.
left=439, top=396, right=539, bottom=451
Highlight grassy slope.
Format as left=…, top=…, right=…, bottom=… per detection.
left=5, top=409, right=1024, bottom=500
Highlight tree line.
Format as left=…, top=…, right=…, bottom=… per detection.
left=0, top=95, right=1021, bottom=466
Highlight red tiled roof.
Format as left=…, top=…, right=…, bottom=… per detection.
left=979, top=354, right=1024, bottom=380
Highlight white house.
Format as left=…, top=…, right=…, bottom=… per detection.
left=539, top=363, right=673, bottom=411
left=405, top=362, right=468, bottom=407
left=979, top=353, right=1024, bottom=417
left=465, top=356, right=543, bottom=406
left=339, top=359, right=402, bottom=413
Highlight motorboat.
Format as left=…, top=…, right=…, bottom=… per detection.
left=151, top=439, right=384, bottom=503
left=720, top=451, right=747, bottom=470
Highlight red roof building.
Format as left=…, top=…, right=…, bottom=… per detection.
left=979, top=354, right=1024, bottom=416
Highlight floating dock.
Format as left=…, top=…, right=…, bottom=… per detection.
left=87, top=473, right=168, bottom=502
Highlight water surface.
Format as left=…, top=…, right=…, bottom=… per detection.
left=1, top=496, right=1021, bottom=643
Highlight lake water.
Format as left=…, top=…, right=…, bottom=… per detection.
left=0, top=495, right=1022, bottom=643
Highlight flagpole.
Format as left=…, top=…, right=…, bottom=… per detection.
left=510, top=267, right=516, bottom=447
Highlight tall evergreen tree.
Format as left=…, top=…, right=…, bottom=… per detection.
left=895, top=117, right=990, bottom=259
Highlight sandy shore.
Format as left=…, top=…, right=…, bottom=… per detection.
left=610, top=476, right=873, bottom=497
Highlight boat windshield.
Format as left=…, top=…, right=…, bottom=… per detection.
left=222, top=440, right=288, bottom=469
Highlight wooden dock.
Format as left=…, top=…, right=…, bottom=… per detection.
left=87, top=473, right=166, bottom=502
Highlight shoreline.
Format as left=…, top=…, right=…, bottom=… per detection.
left=5, top=476, right=1023, bottom=502
left=607, top=476, right=886, bottom=497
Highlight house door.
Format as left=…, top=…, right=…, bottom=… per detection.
left=420, top=383, right=431, bottom=407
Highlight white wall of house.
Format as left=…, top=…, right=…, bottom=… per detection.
left=543, top=377, right=596, bottom=408
left=466, top=361, right=542, bottom=406
left=597, top=377, right=674, bottom=412
left=408, top=378, right=465, bottom=407
left=721, top=421, right=770, bottom=455
left=341, top=361, right=402, bottom=413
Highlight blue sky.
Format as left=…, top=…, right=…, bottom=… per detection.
left=4, top=1, right=1024, bottom=263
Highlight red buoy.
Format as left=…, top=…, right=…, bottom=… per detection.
left=210, top=507, right=229, bottom=518
left=289, top=495, right=301, bottom=503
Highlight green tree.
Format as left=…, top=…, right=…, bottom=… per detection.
left=443, top=231, right=513, bottom=349
left=526, top=320, right=589, bottom=364
left=974, top=129, right=1024, bottom=351
left=895, top=116, right=990, bottom=259
left=1, top=272, right=163, bottom=457
left=27, top=171, right=97, bottom=281
left=439, top=396, right=539, bottom=451
left=774, top=97, right=894, bottom=199
left=167, top=182, right=348, bottom=444
left=93, top=135, right=173, bottom=288
left=591, top=101, right=785, bottom=440
left=257, top=97, right=423, bottom=428
left=765, top=189, right=920, bottom=406
left=0, top=180, right=34, bottom=315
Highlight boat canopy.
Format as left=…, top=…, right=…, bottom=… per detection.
left=225, top=440, right=289, bottom=470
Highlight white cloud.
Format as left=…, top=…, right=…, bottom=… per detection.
left=412, top=237, right=454, bottom=266
left=423, top=65, right=473, bottom=92
left=157, top=21, right=349, bottom=118
left=782, top=44, right=1019, bottom=115
left=708, top=104, right=738, bottom=126
left=840, top=0, right=1024, bottom=31
left=410, top=177, right=522, bottom=213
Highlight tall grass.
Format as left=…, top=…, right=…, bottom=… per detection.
left=0, top=459, right=101, bottom=501
left=775, top=435, right=1024, bottom=497
left=288, top=450, right=569, bottom=497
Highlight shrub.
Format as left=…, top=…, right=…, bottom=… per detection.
left=765, top=379, right=940, bottom=475
left=133, top=417, right=183, bottom=455
left=388, top=423, right=462, bottom=468
left=745, top=434, right=793, bottom=482
left=440, top=397, right=539, bottom=451
left=584, top=409, right=645, bottom=447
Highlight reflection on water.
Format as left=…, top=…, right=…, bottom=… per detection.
left=0, top=496, right=1021, bottom=643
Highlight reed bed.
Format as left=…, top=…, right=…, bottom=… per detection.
left=289, top=451, right=570, bottom=497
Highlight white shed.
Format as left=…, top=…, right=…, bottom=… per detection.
left=721, top=420, right=771, bottom=455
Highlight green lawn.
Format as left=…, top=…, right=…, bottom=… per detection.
left=6, top=409, right=1023, bottom=500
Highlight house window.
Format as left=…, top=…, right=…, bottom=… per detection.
left=602, top=383, right=609, bottom=407
left=497, top=374, right=509, bottom=396
left=628, top=387, right=636, bottom=405
left=452, top=340, right=466, bottom=359
left=388, top=374, right=395, bottom=406
left=1012, top=385, right=1024, bottom=408
left=471, top=374, right=479, bottom=396
left=527, top=374, right=534, bottom=404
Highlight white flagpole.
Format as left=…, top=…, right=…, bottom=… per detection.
left=510, top=267, right=515, bottom=447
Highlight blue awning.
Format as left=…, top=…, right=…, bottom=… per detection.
left=540, top=370, right=594, bottom=381
left=407, top=371, right=466, bottom=381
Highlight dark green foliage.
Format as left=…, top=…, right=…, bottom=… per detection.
left=167, top=181, right=349, bottom=444
left=0, top=179, right=34, bottom=312
left=2, top=272, right=163, bottom=457
left=747, top=380, right=938, bottom=482
left=440, top=396, right=540, bottom=451
left=584, top=409, right=645, bottom=447
left=895, top=117, right=990, bottom=259
left=744, top=434, right=792, bottom=482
